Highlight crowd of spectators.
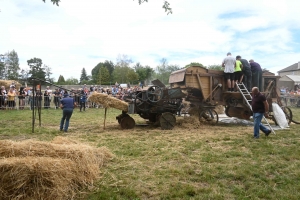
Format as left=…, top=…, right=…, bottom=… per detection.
left=280, top=85, right=300, bottom=107
left=0, top=82, right=143, bottom=110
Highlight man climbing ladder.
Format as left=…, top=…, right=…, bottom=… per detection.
left=236, top=83, right=275, bottom=138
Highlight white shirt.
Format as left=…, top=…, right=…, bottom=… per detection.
left=222, top=55, right=236, bottom=73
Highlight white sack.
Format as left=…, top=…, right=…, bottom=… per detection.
left=272, top=103, right=289, bottom=128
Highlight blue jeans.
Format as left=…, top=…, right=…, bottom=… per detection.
left=253, top=112, right=269, bottom=138
left=60, top=108, right=73, bottom=131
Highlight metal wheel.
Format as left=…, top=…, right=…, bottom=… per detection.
left=120, top=116, right=135, bottom=129
left=159, top=112, right=176, bottom=130
left=147, top=86, right=163, bottom=102
left=135, top=91, right=149, bottom=111
left=199, top=109, right=219, bottom=124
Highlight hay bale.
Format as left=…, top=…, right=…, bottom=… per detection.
left=0, top=138, right=114, bottom=200
left=0, top=80, right=21, bottom=89
left=0, top=157, right=78, bottom=200
left=88, top=92, right=128, bottom=111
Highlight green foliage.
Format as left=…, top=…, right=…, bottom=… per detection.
left=18, top=69, right=30, bottom=85
left=98, top=66, right=110, bottom=85
left=136, top=0, right=172, bottom=14
left=57, top=75, right=65, bottom=85
left=112, top=66, right=139, bottom=84
left=91, top=61, right=114, bottom=84
left=27, top=57, right=46, bottom=84
left=44, top=0, right=172, bottom=14
left=127, top=69, right=139, bottom=84
left=134, top=63, right=154, bottom=84
left=153, top=58, right=180, bottom=85
left=80, top=68, right=89, bottom=82
left=207, top=64, right=223, bottom=71
left=44, top=65, right=53, bottom=83
left=64, top=77, right=79, bottom=85
left=0, top=50, right=20, bottom=80
left=185, top=62, right=204, bottom=68
left=42, top=0, right=60, bottom=6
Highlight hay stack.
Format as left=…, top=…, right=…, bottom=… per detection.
left=0, top=157, right=78, bottom=200
left=88, top=92, right=128, bottom=111
left=0, top=80, right=21, bottom=89
left=0, top=138, right=114, bottom=200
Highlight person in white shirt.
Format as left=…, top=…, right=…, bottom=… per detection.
left=222, top=52, right=236, bottom=92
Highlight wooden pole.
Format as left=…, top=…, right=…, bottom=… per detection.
left=104, top=108, right=107, bottom=130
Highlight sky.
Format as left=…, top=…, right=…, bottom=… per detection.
left=1, top=0, right=300, bottom=81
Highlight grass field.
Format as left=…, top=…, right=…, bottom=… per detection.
left=0, top=107, right=300, bottom=199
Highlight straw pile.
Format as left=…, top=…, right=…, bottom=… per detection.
left=0, top=137, right=114, bottom=200
left=88, top=92, right=128, bottom=111
left=0, top=80, right=21, bottom=89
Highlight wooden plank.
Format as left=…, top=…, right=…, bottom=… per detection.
left=196, top=73, right=205, bottom=98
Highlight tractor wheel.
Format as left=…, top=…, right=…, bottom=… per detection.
left=159, top=112, right=176, bottom=130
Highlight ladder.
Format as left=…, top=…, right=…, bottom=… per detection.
left=236, top=82, right=275, bottom=135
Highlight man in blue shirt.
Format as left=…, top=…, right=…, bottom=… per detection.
left=60, top=92, right=77, bottom=132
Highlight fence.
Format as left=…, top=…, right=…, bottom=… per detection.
left=0, top=94, right=103, bottom=110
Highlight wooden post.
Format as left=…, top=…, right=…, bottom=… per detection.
left=103, top=108, right=107, bottom=130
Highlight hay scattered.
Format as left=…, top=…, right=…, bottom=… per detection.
left=0, top=138, right=114, bottom=200
left=88, top=92, right=128, bottom=111
left=0, top=80, right=21, bottom=89
left=215, top=105, right=224, bottom=114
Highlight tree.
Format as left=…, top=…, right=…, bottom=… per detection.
left=0, top=50, right=20, bottom=80
left=134, top=63, right=154, bottom=84
left=80, top=67, right=89, bottom=82
left=57, top=75, right=65, bottom=85
left=185, top=62, right=204, bottom=68
left=207, top=64, right=223, bottom=71
left=114, top=54, right=134, bottom=83
left=127, top=68, right=139, bottom=84
left=42, top=0, right=172, bottom=14
left=27, top=58, right=46, bottom=84
left=6, top=50, right=20, bottom=80
left=91, top=60, right=114, bottom=84
left=18, top=69, right=30, bottom=85
left=0, top=60, right=5, bottom=80
left=153, top=58, right=180, bottom=85
left=65, top=77, right=79, bottom=85
left=98, top=66, right=110, bottom=85
left=44, top=64, right=53, bottom=83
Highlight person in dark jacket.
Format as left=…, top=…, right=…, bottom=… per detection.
left=79, top=90, right=87, bottom=112
left=60, top=92, right=77, bottom=132
left=249, top=59, right=263, bottom=91
left=237, top=56, right=252, bottom=91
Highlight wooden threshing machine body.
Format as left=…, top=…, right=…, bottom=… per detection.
left=169, top=66, right=280, bottom=120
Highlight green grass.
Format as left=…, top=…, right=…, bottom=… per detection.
left=0, top=107, right=300, bottom=199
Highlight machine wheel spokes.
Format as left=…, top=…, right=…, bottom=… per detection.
left=159, top=112, right=176, bottom=130
left=147, top=86, right=163, bottom=102
left=199, top=109, right=219, bottom=125
left=135, top=91, right=149, bottom=111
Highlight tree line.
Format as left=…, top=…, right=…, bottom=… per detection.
left=0, top=50, right=222, bottom=86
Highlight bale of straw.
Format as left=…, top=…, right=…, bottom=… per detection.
left=88, top=92, right=128, bottom=111
left=0, top=138, right=114, bottom=200
left=0, top=139, right=114, bottom=168
left=0, top=157, right=79, bottom=200
left=0, top=80, right=21, bottom=89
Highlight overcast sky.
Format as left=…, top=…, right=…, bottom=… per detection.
left=1, top=0, right=300, bottom=81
